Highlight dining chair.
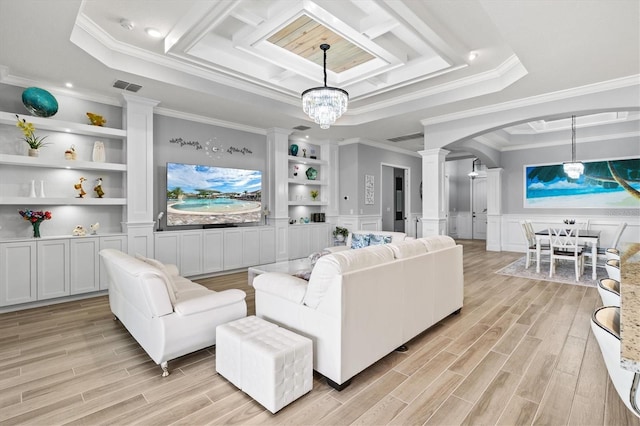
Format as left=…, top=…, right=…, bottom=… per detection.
left=590, top=306, right=640, bottom=418
left=520, top=220, right=549, bottom=269
left=606, top=259, right=621, bottom=282
left=548, top=226, right=584, bottom=281
left=606, top=222, right=628, bottom=259
left=597, top=278, right=620, bottom=306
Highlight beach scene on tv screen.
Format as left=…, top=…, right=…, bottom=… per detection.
left=166, top=163, right=262, bottom=226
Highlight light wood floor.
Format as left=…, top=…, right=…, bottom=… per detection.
left=1, top=240, right=639, bottom=425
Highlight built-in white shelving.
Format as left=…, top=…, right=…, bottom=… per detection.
left=2, top=111, right=126, bottom=138
left=0, top=154, right=126, bottom=171
left=0, top=197, right=127, bottom=205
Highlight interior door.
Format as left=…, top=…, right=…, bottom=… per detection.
left=394, top=170, right=405, bottom=233
left=472, top=177, right=487, bottom=240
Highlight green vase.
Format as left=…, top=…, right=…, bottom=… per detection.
left=290, top=144, right=299, bottom=156
left=32, top=221, right=41, bottom=238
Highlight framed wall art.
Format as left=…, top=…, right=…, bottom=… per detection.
left=524, top=157, right=640, bottom=208
left=365, top=174, right=375, bottom=205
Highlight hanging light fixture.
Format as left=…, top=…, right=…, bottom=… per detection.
left=468, top=158, right=479, bottom=179
left=563, top=115, right=584, bottom=179
left=301, top=44, right=349, bottom=129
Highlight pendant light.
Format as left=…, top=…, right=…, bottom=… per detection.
left=468, top=158, right=479, bottom=179
left=301, top=44, right=349, bottom=129
left=563, top=115, right=584, bottom=179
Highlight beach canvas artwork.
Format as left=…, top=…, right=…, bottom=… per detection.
left=524, top=157, right=640, bottom=208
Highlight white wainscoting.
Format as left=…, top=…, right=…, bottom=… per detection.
left=455, top=212, right=472, bottom=239
left=500, top=214, right=640, bottom=253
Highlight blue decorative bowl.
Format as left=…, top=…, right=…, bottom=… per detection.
left=22, top=87, right=58, bottom=117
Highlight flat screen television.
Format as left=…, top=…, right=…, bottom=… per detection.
left=166, top=162, right=262, bottom=227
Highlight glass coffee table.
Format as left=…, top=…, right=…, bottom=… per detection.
left=248, top=258, right=312, bottom=286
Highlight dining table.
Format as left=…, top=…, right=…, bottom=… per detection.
left=535, top=229, right=601, bottom=280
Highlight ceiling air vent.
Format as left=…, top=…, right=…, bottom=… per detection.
left=113, top=80, right=142, bottom=92
left=387, top=132, right=424, bottom=143
left=293, top=125, right=311, bottom=131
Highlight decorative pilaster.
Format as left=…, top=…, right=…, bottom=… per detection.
left=486, top=168, right=503, bottom=251
left=121, top=93, right=160, bottom=257
left=419, top=148, right=449, bottom=236
left=266, top=128, right=292, bottom=261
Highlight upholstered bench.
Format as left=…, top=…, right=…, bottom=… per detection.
left=216, top=316, right=313, bottom=413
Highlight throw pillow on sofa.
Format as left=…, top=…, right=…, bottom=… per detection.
left=351, top=233, right=370, bottom=249
left=369, top=234, right=392, bottom=245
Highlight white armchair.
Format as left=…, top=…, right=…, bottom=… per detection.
left=100, top=249, right=247, bottom=376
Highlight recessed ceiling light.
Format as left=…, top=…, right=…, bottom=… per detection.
left=120, top=19, right=134, bottom=30
left=145, top=27, right=162, bottom=38
left=468, top=52, right=478, bottom=61
left=65, top=82, right=73, bottom=88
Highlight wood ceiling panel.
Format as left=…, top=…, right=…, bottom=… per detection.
left=267, top=14, right=375, bottom=73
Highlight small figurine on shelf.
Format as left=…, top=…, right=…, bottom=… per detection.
left=302, top=148, right=307, bottom=158
left=94, top=177, right=105, bottom=198
left=310, top=189, right=319, bottom=201
left=72, top=225, right=86, bottom=237
left=86, top=112, right=106, bottom=126
left=64, top=144, right=76, bottom=160
left=89, top=222, right=100, bottom=235
left=74, top=177, right=87, bottom=198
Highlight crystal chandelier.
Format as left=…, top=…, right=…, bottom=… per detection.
left=563, top=115, right=584, bottom=179
left=301, top=44, right=349, bottom=129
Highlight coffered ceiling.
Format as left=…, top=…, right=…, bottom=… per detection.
left=0, top=0, right=638, bottom=154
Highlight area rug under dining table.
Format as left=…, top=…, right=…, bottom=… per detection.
left=496, top=256, right=607, bottom=287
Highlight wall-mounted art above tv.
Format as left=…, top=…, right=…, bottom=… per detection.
left=166, top=162, right=262, bottom=227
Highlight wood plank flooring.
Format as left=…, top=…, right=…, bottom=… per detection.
left=1, top=240, right=638, bottom=425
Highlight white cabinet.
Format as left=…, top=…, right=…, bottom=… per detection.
left=99, top=235, right=127, bottom=290
left=37, top=239, right=70, bottom=300
left=0, top=235, right=125, bottom=308
left=155, top=227, right=276, bottom=275
left=288, top=224, right=330, bottom=259
left=223, top=229, right=244, bottom=270
left=179, top=231, right=203, bottom=277
left=203, top=230, right=223, bottom=273
left=259, top=227, right=276, bottom=264
left=0, top=241, right=37, bottom=306
left=70, top=238, right=100, bottom=295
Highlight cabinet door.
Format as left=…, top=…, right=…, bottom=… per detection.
left=310, top=224, right=330, bottom=253
left=223, top=229, right=243, bottom=270
left=154, top=233, right=180, bottom=266
left=37, top=239, right=70, bottom=300
left=70, top=238, right=100, bottom=295
left=0, top=241, right=37, bottom=306
left=259, top=227, right=276, bottom=264
left=99, top=235, right=127, bottom=290
left=242, top=228, right=260, bottom=266
left=203, top=230, right=223, bottom=273
left=180, top=231, right=203, bottom=276
left=288, top=226, right=303, bottom=260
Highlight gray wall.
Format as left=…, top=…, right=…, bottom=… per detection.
left=338, top=143, right=422, bottom=217
left=446, top=136, right=639, bottom=216
left=154, top=114, right=266, bottom=229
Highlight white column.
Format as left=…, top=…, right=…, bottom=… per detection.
left=121, top=93, right=160, bottom=257
left=486, top=168, right=503, bottom=252
left=419, top=148, right=449, bottom=237
left=266, top=128, right=292, bottom=261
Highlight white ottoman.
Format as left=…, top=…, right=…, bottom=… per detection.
left=216, top=316, right=313, bottom=413
left=216, top=316, right=278, bottom=388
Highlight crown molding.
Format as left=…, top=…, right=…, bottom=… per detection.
left=339, top=137, right=422, bottom=157
left=154, top=107, right=267, bottom=135
left=421, top=74, right=640, bottom=127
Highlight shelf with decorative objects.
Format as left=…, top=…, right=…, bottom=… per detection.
left=0, top=107, right=128, bottom=240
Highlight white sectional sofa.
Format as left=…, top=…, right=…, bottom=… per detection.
left=100, top=249, right=247, bottom=376
left=253, top=235, right=463, bottom=390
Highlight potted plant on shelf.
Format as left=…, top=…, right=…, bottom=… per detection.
left=16, top=114, right=49, bottom=157
left=332, top=226, right=349, bottom=242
